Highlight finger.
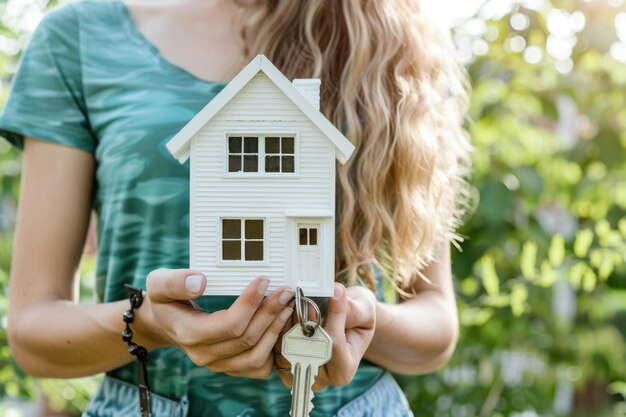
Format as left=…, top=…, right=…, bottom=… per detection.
left=321, top=283, right=356, bottom=386
left=273, top=309, right=296, bottom=356
left=234, top=286, right=294, bottom=350
left=182, top=276, right=270, bottom=342
left=323, top=283, right=348, bottom=341
left=343, top=288, right=377, bottom=353
left=216, top=275, right=270, bottom=332
left=225, top=354, right=274, bottom=379
left=275, top=369, right=292, bottom=387
left=274, top=351, right=291, bottom=370
left=199, top=287, right=294, bottom=360
left=344, top=286, right=376, bottom=331
left=207, top=306, right=293, bottom=372
left=158, top=276, right=272, bottom=352
left=274, top=353, right=293, bottom=387
left=146, top=268, right=206, bottom=302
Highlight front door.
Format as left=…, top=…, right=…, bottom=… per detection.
left=297, top=223, right=321, bottom=282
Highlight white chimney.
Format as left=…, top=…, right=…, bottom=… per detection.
left=293, top=78, right=321, bottom=111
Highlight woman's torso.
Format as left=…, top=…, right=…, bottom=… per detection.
left=57, top=0, right=386, bottom=415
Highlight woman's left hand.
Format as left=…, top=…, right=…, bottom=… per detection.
left=275, top=283, right=377, bottom=390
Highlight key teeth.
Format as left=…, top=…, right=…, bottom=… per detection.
left=283, top=323, right=333, bottom=417
left=307, top=386, right=315, bottom=415
left=304, top=364, right=313, bottom=416
left=289, top=364, right=319, bottom=417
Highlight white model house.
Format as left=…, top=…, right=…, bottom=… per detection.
left=166, top=55, right=354, bottom=296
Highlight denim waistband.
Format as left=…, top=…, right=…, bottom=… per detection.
left=83, top=372, right=412, bottom=417
left=333, top=373, right=414, bottom=417
left=83, top=375, right=189, bottom=417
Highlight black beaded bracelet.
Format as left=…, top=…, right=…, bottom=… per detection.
left=123, top=284, right=152, bottom=417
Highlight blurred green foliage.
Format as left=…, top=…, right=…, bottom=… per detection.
left=0, top=0, right=625, bottom=416
left=397, top=1, right=626, bottom=416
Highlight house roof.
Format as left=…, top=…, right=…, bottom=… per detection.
left=166, top=55, right=355, bottom=164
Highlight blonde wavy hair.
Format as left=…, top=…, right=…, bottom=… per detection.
left=239, top=0, right=471, bottom=292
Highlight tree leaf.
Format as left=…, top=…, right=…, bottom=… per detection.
left=548, top=234, right=565, bottom=267
left=537, top=261, right=559, bottom=287
left=618, top=217, right=626, bottom=238
left=568, top=261, right=586, bottom=290
left=480, top=254, right=500, bottom=296
left=511, top=283, right=528, bottom=316
left=574, top=229, right=593, bottom=258
left=521, top=241, right=538, bottom=280
left=608, top=381, right=626, bottom=397
left=460, top=307, right=494, bottom=327
left=582, top=267, right=597, bottom=292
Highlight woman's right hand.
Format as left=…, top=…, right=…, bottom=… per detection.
left=141, top=269, right=294, bottom=379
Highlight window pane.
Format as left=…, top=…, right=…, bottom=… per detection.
left=243, top=155, right=258, bottom=172
left=228, top=155, right=242, bottom=172
left=282, top=137, right=294, bottom=154
left=244, top=137, right=258, bottom=153
left=299, top=228, right=308, bottom=245
left=265, top=156, right=280, bottom=172
left=229, top=137, right=242, bottom=153
left=245, top=241, right=264, bottom=261
left=266, top=137, right=280, bottom=153
left=223, top=240, right=241, bottom=260
left=283, top=156, right=295, bottom=173
left=245, top=220, right=264, bottom=239
left=309, top=228, right=317, bottom=245
left=222, top=219, right=241, bottom=239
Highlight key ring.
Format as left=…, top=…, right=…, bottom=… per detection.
left=294, top=287, right=321, bottom=337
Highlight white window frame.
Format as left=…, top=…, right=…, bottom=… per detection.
left=218, top=217, right=268, bottom=266
left=264, top=136, right=296, bottom=174
left=225, top=136, right=260, bottom=174
left=224, top=132, right=298, bottom=177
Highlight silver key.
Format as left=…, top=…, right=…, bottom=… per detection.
left=282, top=322, right=333, bottom=417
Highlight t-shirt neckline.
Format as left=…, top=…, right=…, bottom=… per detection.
left=116, top=0, right=229, bottom=86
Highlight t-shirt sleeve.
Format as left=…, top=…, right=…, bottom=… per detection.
left=0, top=4, right=96, bottom=152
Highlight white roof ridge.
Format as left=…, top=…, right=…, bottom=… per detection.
left=166, top=55, right=355, bottom=164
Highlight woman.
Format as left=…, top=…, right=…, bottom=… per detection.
left=1, top=0, right=470, bottom=416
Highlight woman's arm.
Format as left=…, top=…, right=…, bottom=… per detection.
left=8, top=137, right=294, bottom=378
left=364, top=242, right=459, bottom=374
left=7, top=137, right=139, bottom=377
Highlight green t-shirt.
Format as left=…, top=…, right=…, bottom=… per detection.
left=0, top=0, right=385, bottom=415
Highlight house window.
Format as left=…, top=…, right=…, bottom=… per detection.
left=299, top=227, right=317, bottom=246
left=227, top=135, right=295, bottom=174
left=265, top=137, right=295, bottom=173
left=222, top=219, right=264, bottom=261
left=228, top=136, right=258, bottom=173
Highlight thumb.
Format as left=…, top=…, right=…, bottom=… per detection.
left=323, top=283, right=348, bottom=342
left=146, top=268, right=206, bottom=302
left=344, top=286, right=376, bottom=330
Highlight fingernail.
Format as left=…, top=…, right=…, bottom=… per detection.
left=185, top=274, right=204, bottom=294
left=279, top=289, right=295, bottom=305
left=280, top=308, right=293, bottom=322
left=258, top=277, right=270, bottom=295
left=334, top=284, right=344, bottom=300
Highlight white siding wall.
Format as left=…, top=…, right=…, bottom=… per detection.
left=190, top=73, right=336, bottom=295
